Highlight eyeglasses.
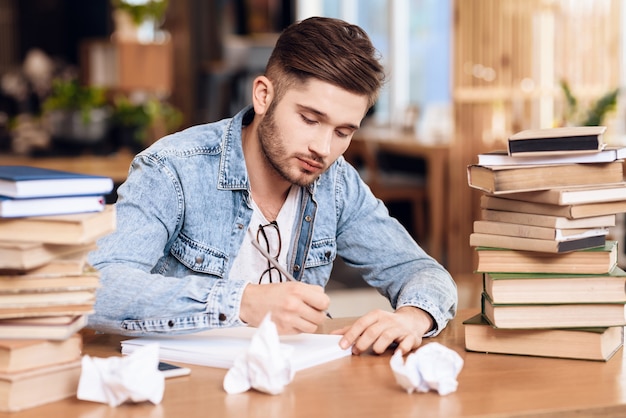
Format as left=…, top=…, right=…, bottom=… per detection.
left=256, top=221, right=284, bottom=284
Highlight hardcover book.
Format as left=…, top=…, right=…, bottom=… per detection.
left=0, top=304, right=94, bottom=320
left=0, top=195, right=105, bottom=218
left=507, top=126, right=606, bottom=156
left=0, top=360, right=81, bottom=412
left=0, top=334, right=81, bottom=372
left=481, top=194, right=626, bottom=219
left=473, top=220, right=609, bottom=242
left=0, top=166, right=113, bottom=199
left=12, top=253, right=89, bottom=276
left=480, top=209, right=616, bottom=229
left=0, top=316, right=87, bottom=340
left=491, top=182, right=626, bottom=205
left=0, top=271, right=99, bottom=293
left=463, top=313, right=623, bottom=361
left=481, top=293, right=626, bottom=329
left=0, top=205, right=115, bottom=244
left=467, top=161, right=623, bottom=194
left=0, top=241, right=96, bottom=271
left=469, top=232, right=606, bottom=253
left=475, top=240, right=618, bottom=274
left=483, top=267, right=626, bottom=304
left=0, top=291, right=95, bottom=309
left=477, top=145, right=626, bottom=166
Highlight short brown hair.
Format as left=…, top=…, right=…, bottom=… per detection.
left=265, top=17, right=385, bottom=109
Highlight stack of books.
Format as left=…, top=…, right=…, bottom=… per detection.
left=465, top=126, right=626, bottom=361
left=0, top=166, right=115, bottom=412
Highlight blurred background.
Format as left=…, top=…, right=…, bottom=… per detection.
left=0, top=0, right=624, bottom=311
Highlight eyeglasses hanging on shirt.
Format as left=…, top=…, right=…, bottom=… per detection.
left=256, top=221, right=284, bottom=284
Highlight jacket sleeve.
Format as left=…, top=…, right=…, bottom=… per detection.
left=333, top=158, right=457, bottom=336
left=87, top=154, right=248, bottom=336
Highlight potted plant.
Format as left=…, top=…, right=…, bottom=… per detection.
left=143, top=97, right=183, bottom=142
left=42, top=78, right=111, bottom=144
left=110, top=95, right=151, bottom=152
left=111, top=95, right=182, bottom=152
left=111, top=0, right=170, bottom=43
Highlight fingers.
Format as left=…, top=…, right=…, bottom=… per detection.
left=395, top=334, right=422, bottom=355
left=278, top=288, right=328, bottom=334
left=339, top=310, right=386, bottom=353
left=240, top=282, right=330, bottom=334
left=338, top=309, right=425, bottom=355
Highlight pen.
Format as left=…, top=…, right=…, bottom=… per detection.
left=251, top=239, right=332, bottom=318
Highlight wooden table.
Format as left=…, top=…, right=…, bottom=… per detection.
left=0, top=151, right=136, bottom=184
left=4, top=309, right=625, bottom=418
left=353, top=127, right=450, bottom=263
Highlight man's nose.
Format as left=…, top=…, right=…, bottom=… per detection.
left=309, top=129, right=333, bottom=157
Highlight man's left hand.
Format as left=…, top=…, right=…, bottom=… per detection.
left=331, top=306, right=434, bottom=355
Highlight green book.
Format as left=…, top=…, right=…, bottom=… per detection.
left=475, top=240, right=617, bottom=274
left=483, top=267, right=626, bottom=304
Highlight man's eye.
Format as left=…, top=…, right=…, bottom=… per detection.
left=300, top=114, right=317, bottom=125
left=336, top=131, right=349, bottom=138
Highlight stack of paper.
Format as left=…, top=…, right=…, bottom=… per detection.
left=121, top=326, right=352, bottom=372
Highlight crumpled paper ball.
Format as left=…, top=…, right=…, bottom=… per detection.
left=390, top=342, right=463, bottom=395
left=77, top=343, right=165, bottom=407
left=223, top=313, right=295, bottom=395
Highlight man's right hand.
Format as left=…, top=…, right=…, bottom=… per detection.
left=239, top=282, right=330, bottom=334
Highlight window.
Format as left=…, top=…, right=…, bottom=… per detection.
left=296, top=0, right=451, bottom=127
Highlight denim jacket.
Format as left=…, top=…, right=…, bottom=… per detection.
left=88, top=106, right=457, bottom=336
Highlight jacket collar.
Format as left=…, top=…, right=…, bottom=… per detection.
left=218, top=106, right=253, bottom=191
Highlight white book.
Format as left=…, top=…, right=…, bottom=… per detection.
left=121, top=326, right=352, bottom=372
left=0, top=195, right=105, bottom=218
left=495, top=182, right=626, bottom=205
left=477, top=146, right=626, bottom=166
left=480, top=209, right=616, bottom=229
left=473, top=220, right=609, bottom=241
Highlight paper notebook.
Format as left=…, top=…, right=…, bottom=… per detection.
left=120, top=327, right=352, bottom=372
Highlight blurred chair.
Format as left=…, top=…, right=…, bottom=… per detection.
left=344, top=138, right=427, bottom=243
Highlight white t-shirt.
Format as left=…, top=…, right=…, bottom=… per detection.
left=230, top=185, right=301, bottom=284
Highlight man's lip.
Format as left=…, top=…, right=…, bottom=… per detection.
left=299, top=158, right=324, bottom=170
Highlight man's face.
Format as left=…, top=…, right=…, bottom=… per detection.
left=257, top=79, right=369, bottom=187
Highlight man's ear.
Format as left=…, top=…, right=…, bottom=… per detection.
left=251, top=75, right=274, bottom=115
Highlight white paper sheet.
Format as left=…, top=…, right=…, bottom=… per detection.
left=121, top=325, right=351, bottom=372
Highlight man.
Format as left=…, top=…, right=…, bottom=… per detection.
left=88, top=17, right=457, bottom=355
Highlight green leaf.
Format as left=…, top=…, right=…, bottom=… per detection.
left=583, top=87, right=619, bottom=126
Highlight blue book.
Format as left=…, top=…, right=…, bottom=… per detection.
left=0, top=166, right=114, bottom=198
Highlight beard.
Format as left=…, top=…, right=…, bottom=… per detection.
left=256, top=103, right=325, bottom=187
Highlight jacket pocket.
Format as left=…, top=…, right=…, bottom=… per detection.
left=305, top=238, right=336, bottom=268
left=170, top=232, right=227, bottom=277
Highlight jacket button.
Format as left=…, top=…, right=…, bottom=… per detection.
left=304, top=215, right=312, bottom=222
left=294, top=264, right=301, bottom=272
left=195, top=255, right=204, bottom=264
left=237, top=223, right=244, bottom=229
left=218, top=313, right=227, bottom=321
left=167, top=320, right=175, bottom=327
